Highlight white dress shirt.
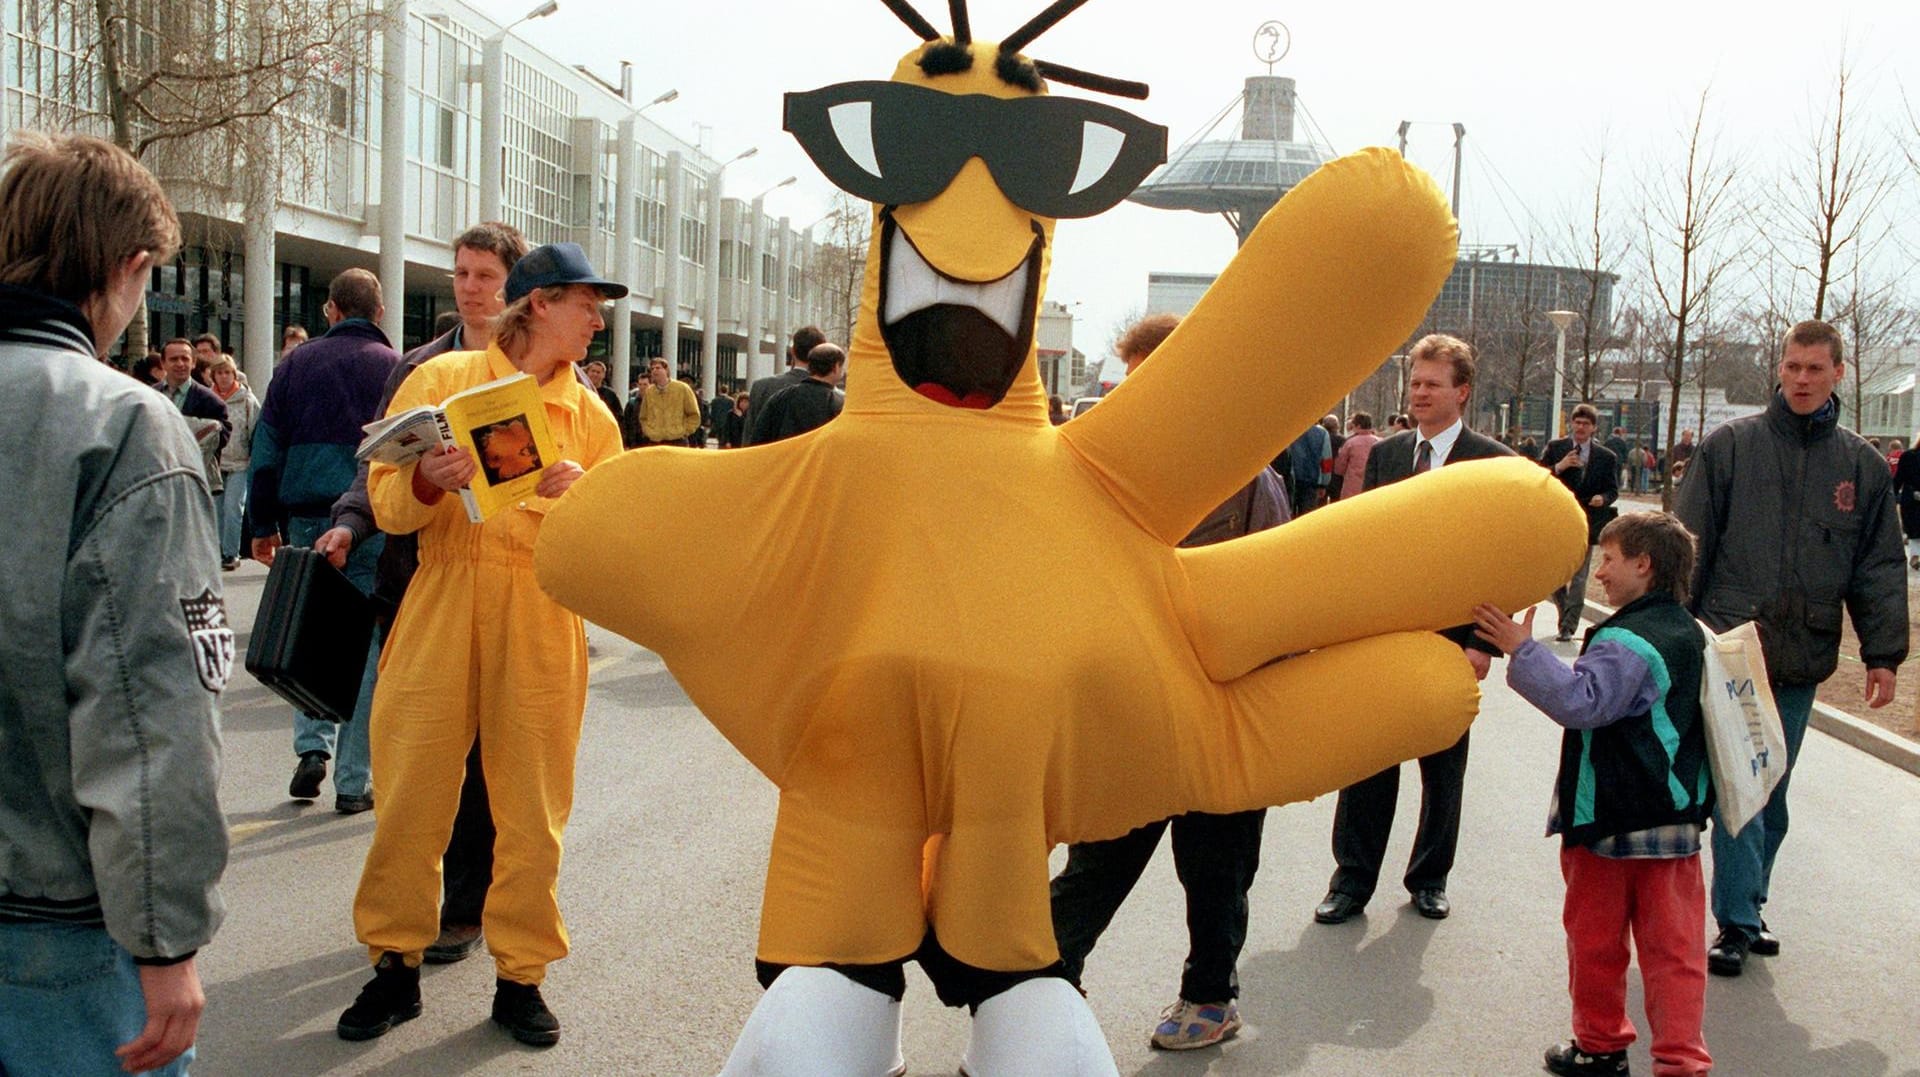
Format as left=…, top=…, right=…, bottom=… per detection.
left=1413, top=417, right=1466, bottom=469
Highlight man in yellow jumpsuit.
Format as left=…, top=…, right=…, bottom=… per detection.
left=338, top=243, right=624, bottom=1048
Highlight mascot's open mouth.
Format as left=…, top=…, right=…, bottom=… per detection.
left=879, top=215, right=1042, bottom=409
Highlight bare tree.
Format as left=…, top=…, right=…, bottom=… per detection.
left=19, top=0, right=381, bottom=356
left=804, top=191, right=868, bottom=347
left=1828, top=245, right=1918, bottom=428
left=1566, top=139, right=1629, bottom=400
left=1769, top=53, right=1898, bottom=320
left=1641, top=90, right=1747, bottom=509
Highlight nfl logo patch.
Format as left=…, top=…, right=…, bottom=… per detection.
left=180, top=588, right=234, bottom=693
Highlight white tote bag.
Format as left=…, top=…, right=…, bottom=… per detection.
left=1698, top=620, right=1789, bottom=838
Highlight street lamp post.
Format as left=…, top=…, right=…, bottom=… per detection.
left=479, top=0, right=559, bottom=224
left=611, top=87, right=678, bottom=400
left=744, top=176, right=795, bottom=383
left=1546, top=309, right=1577, bottom=439
left=699, top=146, right=756, bottom=403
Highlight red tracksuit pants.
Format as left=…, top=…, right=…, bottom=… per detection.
left=1560, top=846, right=1712, bottom=1076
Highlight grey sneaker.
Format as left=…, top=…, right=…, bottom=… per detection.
left=1149, top=998, right=1241, bottom=1050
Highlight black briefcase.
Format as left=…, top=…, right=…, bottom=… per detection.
left=244, top=547, right=375, bottom=723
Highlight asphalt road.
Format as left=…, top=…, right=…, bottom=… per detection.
left=195, top=562, right=1920, bottom=1076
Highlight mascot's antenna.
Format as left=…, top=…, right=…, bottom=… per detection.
left=879, top=0, right=939, bottom=40
left=948, top=0, right=970, bottom=45
left=999, top=0, right=1091, bottom=55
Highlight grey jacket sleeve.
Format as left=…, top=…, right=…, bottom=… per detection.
left=1848, top=465, right=1909, bottom=671
left=63, top=442, right=229, bottom=961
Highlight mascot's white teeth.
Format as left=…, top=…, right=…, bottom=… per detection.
left=882, top=227, right=1026, bottom=340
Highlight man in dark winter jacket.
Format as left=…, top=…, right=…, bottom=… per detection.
left=1675, top=318, right=1907, bottom=977
left=319, top=220, right=531, bottom=964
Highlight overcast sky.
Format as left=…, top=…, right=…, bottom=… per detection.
left=490, top=0, right=1920, bottom=362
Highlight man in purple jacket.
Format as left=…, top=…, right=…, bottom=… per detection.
left=249, top=268, right=397, bottom=813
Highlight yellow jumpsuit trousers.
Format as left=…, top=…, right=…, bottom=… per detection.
left=353, top=345, right=621, bottom=985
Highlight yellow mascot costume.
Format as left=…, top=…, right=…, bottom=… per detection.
left=535, top=2, right=1586, bottom=1072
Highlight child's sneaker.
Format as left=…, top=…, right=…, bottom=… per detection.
left=1544, top=1039, right=1629, bottom=1075
left=1148, top=998, right=1241, bottom=1050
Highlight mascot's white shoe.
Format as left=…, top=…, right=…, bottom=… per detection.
left=717, top=966, right=905, bottom=1077
left=959, top=978, right=1119, bottom=1077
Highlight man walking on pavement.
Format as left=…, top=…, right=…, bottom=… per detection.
left=0, top=130, right=228, bottom=1077
left=1543, top=403, right=1621, bottom=642
left=1675, top=318, right=1906, bottom=977
left=249, top=268, right=397, bottom=814
left=157, top=336, right=231, bottom=474
left=318, top=221, right=530, bottom=963
left=742, top=325, right=825, bottom=446
left=748, top=343, right=846, bottom=444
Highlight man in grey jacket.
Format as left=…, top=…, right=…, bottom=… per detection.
left=1676, top=318, right=1906, bottom=977
left=0, top=134, right=228, bottom=1074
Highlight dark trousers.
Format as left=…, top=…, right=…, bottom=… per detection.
left=440, top=739, right=494, bottom=927
left=1328, top=730, right=1469, bottom=903
left=1552, top=544, right=1596, bottom=637
left=1050, top=809, right=1266, bottom=1004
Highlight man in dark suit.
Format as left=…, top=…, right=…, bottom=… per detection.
left=1314, top=333, right=1510, bottom=925
left=741, top=325, right=826, bottom=446
left=1541, top=403, right=1620, bottom=641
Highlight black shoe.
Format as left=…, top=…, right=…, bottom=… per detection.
left=1313, top=891, right=1364, bottom=924
left=1555, top=632, right=1574, bottom=643
left=221, top=556, right=240, bottom=571
left=492, top=979, right=560, bottom=1046
left=1750, top=920, right=1780, bottom=957
left=424, top=924, right=485, bottom=964
left=1544, top=1039, right=1629, bottom=1075
left=335, top=792, right=374, bottom=815
left=1412, top=887, right=1451, bottom=920
left=1708, top=926, right=1750, bottom=977
left=289, top=752, right=328, bottom=800
left=337, top=953, right=421, bottom=1041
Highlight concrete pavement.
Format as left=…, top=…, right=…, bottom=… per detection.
left=195, top=562, right=1920, bottom=1075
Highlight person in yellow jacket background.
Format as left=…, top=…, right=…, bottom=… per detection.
left=337, top=243, right=624, bottom=1049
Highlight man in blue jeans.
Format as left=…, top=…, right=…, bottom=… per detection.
left=0, top=132, right=228, bottom=1077
left=1676, top=318, right=1907, bottom=977
left=250, top=268, right=396, bottom=813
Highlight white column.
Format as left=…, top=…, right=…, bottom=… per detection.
left=774, top=215, right=791, bottom=356
left=378, top=0, right=410, bottom=346
left=744, top=195, right=768, bottom=380
left=242, top=129, right=278, bottom=390
left=610, top=114, right=637, bottom=402
left=0, top=0, right=12, bottom=142
left=699, top=172, right=723, bottom=399
left=480, top=33, right=506, bottom=223
left=658, top=151, right=683, bottom=368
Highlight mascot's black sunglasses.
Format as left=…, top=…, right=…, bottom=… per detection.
left=785, top=80, right=1168, bottom=219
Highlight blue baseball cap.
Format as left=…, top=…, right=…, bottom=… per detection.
left=505, top=242, right=629, bottom=303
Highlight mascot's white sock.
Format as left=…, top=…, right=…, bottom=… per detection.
left=960, top=978, right=1119, bottom=1077
left=717, top=966, right=905, bottom=1077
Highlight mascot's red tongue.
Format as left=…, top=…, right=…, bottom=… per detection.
left=914, top=382, right=995, bottom=409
